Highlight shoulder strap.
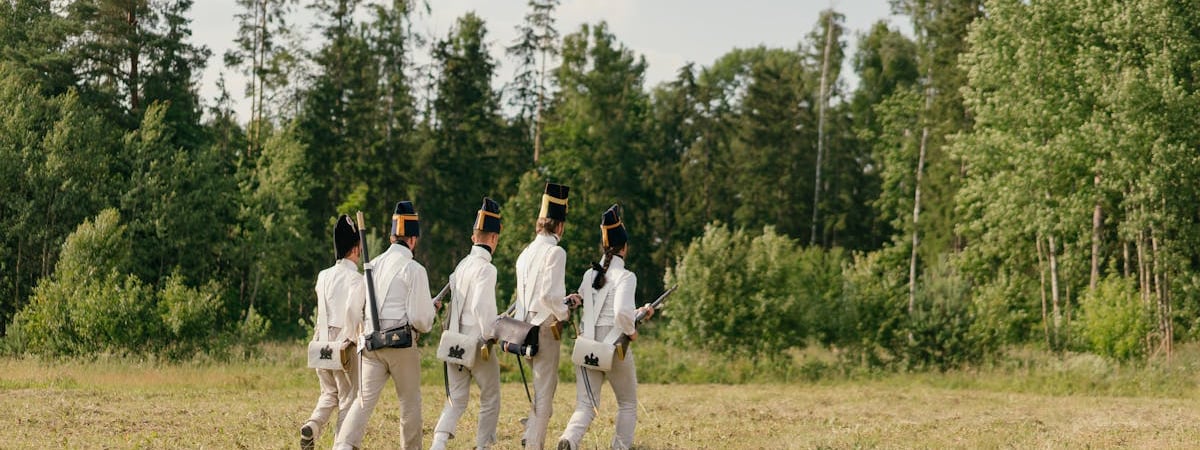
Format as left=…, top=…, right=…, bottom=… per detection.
left=449, top=254, right=488, bottom=335
left=517, top=244, right=555, bottom=322
left=582, top=277, right=602, bottom=340
left=316, top=272, right=332, bottom=341
left=592, top=271, right=632, bottom=345
left=370, top=255, right=416, bottom=328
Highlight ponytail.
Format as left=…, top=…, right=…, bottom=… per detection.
left=591, top=247, right=620, bottom=290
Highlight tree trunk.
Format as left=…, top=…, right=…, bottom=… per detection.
left=1123, top=240, right=1130, bottom=278
left=533, top=36, right=548, bottom=163
left=908, top=87, right=931, bottom=316
left=1137, top=231, right=1149, bottom=306
left=1037, top=236, right=1050, bottom=349
left=1090, top=169, right=1102, bottom=292
left=14, top=236, right=21, bottom=313
left=127, top=8, right=140, bottom=112
left=254, top=0, right=267, bottom=151
left=811, top=12, right=834, bottom=247
left=1150, top=229, right=1172, bottom=359
left=247, top=0, right=262, bottom=158
left=1047, top=234, right=1062, bottom=349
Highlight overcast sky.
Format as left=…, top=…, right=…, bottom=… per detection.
left=189, top=0, right=905, bottom=121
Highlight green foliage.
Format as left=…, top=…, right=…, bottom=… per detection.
left=232, top=124, right=318, bottom=335
left=10, top=209, right=268, bottom=359
left=416, top=12, right=517, bottom=281
left=906, top=257, right=990, bottom=369
left=158, top=274, right=223, bottom=359
left=8, top=0, right=1200, bottom=369
left=836, top=249, right=908, bottom=365
left=664, top=224, right=845, bottom=360
left=11, top=209, right=156, bottom=356
left=1076, top=277, right=1151, bottom=361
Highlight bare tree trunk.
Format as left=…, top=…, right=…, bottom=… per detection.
left=1090, top=169, right=1102, bottom=292
left=1037, top=236, right=1050, bottom=349
left=908, top=90, right=931, bottom=316
left=127, top=8, right=140, bottom=112
left=247, top=0, right=262, bottom=158
left=811, top=12, right=834, bottom=246
left=1123, top=240, right=1130, bottom=278
left=1047, top=234, right=1062, bottom=349
left=254, top=0, right=267, bottom=151
left=14, top=237, right=21, bottom=311
left=534, top=38, right=547, bottom=163
left=1137, top=231, right=1149, bottom=306
left=1151, top=230, right=1172, bottom=359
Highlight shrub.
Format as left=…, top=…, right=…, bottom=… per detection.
left=906, top=256, right=991, bottom=369
left=664, top=223, right=845, bottom=361
left=10, top=209, right=256, bottom=360
left=11, top=209, right=158, bottom=356
left=836, top=249, right=908, bottom=366
left=1077, top=276, right=1151, bottom=361
left=158, top=274, right=224, bottom=359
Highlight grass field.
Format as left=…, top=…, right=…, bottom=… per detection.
left=4, top=343, right=1200, bottom=449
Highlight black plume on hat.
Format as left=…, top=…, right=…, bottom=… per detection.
left=392, top=201, right=420, bottom=237
left=334, top=214, right=360, bottom=259
left=474, top=197, right=502, bottom=233
left=539, top=182, right=569, bottom=222
left=601, top=204, right=627, bottom=249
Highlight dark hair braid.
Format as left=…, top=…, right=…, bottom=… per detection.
left=591, top=246, right=623, bottom=290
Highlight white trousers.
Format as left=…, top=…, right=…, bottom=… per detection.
left=305, top=327, right=358, bottom=440
left=559, top=326, right=638, bottom=450
left=432, top=346, right=501, bottom=449
left=522, top=323, right=562, bottom=449
left=333, top=346, right=422, bottom=450
left=305, top=358, right=358, bottom=439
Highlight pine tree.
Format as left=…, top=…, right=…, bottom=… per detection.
left=506, top=0, right=560, bottom=163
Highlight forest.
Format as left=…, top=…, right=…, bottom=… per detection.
left=3, top=0, right=1199, bottom=369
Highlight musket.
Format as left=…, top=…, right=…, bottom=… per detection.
left=355, top=211, right=381, bottom=407
left=432, top=281, right=451, bottom=309
left=614, top=284, right=676, bottom=360
left=356, top=211, right=383, bottom=347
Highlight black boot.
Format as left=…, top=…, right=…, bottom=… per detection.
left=300, top=423, right=315, bottom=450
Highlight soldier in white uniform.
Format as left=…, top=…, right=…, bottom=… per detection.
left=513, top=182, right=580, bottom=449
left=430, top=197, right=504, bottom=450
left=557, top=204, right=652, bottom=450
left=301, top=214, right=365, bottom=450
left=334, top=201, right=435, bottom=450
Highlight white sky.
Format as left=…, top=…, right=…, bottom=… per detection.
left=189, top=0, right=905, bottom=122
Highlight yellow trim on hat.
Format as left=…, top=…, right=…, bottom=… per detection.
left=538, top=194, right=569, bottom=219
left=602, top=220, right=623, bottom=247
left=392, top=213, right=419, bottom=236
left=474, top=210, right=501, bottom=231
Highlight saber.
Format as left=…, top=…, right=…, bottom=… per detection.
left=440, top=288, right=453, bottom=406
left=443, top=360, right=452, bottom=406
left=516, top=353, right=533, bottom=412
left=615, top=285, right=676, bottom=360
left=580, top=365, right=599, bottom=415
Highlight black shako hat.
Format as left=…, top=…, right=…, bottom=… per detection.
left=601, top=204, right=627, bottom=249
left=539, top=183, right=569, bottom=222
left=391, top=201, right=420, bottom=237
left=334, top=214, right=360, bottom=259
left=474, top=197, right=502, bottom=233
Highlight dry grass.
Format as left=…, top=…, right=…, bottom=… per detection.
left=4, top=345, right=1200, bottom=449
